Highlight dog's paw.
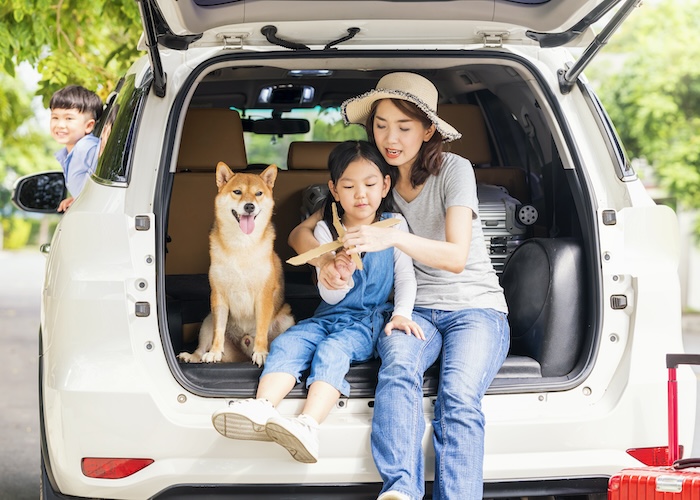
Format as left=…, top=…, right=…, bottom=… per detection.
left=177, top=352, right=193, bottom=363
left=251, top=351, right=268, bottom=367
left=201, top=350, right=223, bottom=363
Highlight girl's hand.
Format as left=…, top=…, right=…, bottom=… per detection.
left=385, top=315, right=425, bottom=340
left=342, top=224, right=395, bottom=254
left=318, top=253, right=349, bottom=290
left=334, top=250, right=356, bottom=282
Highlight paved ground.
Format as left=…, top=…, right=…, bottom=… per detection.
left=0, top=250, right=43, bottom=500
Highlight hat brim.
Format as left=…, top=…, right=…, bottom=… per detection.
left=341, top=88, right=461, bottom=143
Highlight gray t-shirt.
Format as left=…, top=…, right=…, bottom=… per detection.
left=393, top=153, right=508, bottom=313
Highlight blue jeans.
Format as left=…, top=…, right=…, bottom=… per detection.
left=262, top=315, right=376, bottom=397
left=371, top=307, right=509, bottom=500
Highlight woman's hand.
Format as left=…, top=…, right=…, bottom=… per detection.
left=342, top=224, right=396, bottom=255
left=385, top=315, right=425, bottom=340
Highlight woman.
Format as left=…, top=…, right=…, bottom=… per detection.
left=289, top=72, right=509, bottom=500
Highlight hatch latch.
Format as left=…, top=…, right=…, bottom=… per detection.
left=480, top=32, right=507, bottom=48
left=217, top=33, right=249, bottom=50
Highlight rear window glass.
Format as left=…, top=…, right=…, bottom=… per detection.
left=234, top=106, right=366, bottom=168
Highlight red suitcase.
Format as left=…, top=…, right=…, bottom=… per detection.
left=608, top=354, right=700, bottom=499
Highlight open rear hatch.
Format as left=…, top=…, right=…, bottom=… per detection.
left=137, top=0, right=641, bottom=98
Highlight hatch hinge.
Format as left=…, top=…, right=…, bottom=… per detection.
left=217, top=33, right=250, bottom=50
left=557, top=0, right=643, bottom=94
left=480, top=32, right=508, bottom=48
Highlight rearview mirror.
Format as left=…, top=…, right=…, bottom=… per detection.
left=12, top=171, right=66, bottom=213
left=243, top=118, right=310, bottom=135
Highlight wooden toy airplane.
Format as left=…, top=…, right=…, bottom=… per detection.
left=286, top=202, right=400, bottom=270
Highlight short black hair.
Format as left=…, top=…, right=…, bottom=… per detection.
left=49, top=85, right=103, bottom=121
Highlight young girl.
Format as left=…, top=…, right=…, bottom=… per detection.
left=289, top=73, right=510, bottom=499
left=212, top=140, right=422, bottom=464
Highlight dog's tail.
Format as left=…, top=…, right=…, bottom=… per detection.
left=270, top=303, right=295, bottom=341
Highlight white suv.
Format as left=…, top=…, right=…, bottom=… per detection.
left=13, top=1, right=695, bottom=499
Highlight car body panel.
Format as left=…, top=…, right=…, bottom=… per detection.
left=152, top=0, right=606, bottom=39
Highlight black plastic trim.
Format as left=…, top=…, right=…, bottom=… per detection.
left=149, top=476, right=609, bottom=499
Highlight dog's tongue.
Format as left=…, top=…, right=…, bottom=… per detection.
left=240, top=214, right=255, bottom=234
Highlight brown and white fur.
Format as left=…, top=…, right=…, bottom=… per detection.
left=177, top=162, right=294, bottom=366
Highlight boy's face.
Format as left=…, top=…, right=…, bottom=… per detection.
left=50, top=108, right=95, bottom=152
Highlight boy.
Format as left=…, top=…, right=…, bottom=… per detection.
left=49, top=85, right=103, bottom=212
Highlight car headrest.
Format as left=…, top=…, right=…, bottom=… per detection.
left=287, top=141, right=342, bottom=170
left=177, top=108, right=248, bottom=171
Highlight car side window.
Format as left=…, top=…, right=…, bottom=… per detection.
left=93, top=75, right=148, bottom=186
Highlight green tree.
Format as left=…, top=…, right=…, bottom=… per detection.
left=0, top=72, right=55, bottom=208
left=0, top=0, right=141, bottom=103
left=589, top=0, right=700, bottom=233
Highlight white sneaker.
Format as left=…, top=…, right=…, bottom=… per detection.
left=377, top=492, right=411, bottom=500
left=265, top=414, right=319, bottom=463
left=211, top=398, right=279, bottom=441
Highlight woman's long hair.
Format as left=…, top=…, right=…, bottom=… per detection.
left=323, top=140, right=396, bottom=240
left=366, top=98, right=444, bottom=188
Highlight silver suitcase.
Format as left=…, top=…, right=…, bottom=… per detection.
left=478, top=184, right=538, bottom=275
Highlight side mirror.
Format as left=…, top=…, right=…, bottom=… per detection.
left=12, top=171, right=66, bottom=213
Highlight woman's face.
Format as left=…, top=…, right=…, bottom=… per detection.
left=372, top=99, right=435, bottom=172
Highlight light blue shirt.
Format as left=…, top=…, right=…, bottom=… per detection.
left=54, top=134, right=100, bottom=197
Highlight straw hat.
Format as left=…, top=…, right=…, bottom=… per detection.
left=341, top=72, right=461, bottom=142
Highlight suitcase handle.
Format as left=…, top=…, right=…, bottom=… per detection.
left=665, top=353, right=700, bottom=464
left=674, top=457, right=700, bottom=470
left=666, top=353, right=700, bottom=368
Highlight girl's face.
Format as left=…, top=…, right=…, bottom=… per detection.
left=329, top=158, right=391, bottom=227
left=50, top=108, right=95, bottom=152
left=372, top=99, right=436, bottom=171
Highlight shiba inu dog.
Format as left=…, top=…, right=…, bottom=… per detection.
left=178, top=162, right=294, bottom=366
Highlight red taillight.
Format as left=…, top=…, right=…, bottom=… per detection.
left=81, top=458, right=154, bottom=479
left=626, top=445, right=683, bottom=466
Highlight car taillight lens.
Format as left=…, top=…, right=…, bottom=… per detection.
left=81, top=458, right=154, bottom=479
left=626, top=446, right=683, bottom=466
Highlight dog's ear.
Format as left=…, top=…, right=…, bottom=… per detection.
left=215, top=162, right=235, bottom=188
left=260, top=164, right=279, bottom=189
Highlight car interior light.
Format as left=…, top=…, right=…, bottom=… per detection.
left=288, top=69, right=332, bottom=77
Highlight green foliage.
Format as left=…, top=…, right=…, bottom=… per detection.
left=0, top=0, right=142, bottom=103
left=0, top=72, right=56, bottom=199
left=589, top=0, right=700, bottom=216
left=2, top=215, right=32, bottom=249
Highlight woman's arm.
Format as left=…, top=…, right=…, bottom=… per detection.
left=342, top=205, right=472, bottom=274
left=288, top=209, right=322, bottom=255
